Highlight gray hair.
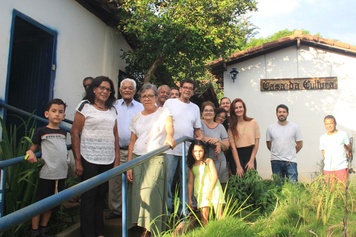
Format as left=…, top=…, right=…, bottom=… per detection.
left=158, top=84, right=171, bottom=92
left=138, top=83, right=158, bottom=97
left=120, top=78, right=137, bottom=89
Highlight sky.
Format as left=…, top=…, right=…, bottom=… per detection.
left=248, top=0, right=356, bottom=45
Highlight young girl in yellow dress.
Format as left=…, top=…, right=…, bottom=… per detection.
left=187, top=140, right=225, bottom=226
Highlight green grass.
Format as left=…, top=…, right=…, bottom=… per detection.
left=171, top=172, right=356, bottom=237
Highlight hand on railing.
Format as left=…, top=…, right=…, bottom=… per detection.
left=164, top=135, right=176, bottom=149
left=25, top=150, right=38, bottom=163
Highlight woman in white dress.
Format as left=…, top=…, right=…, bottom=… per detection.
left=127, top=83, right=175, bottom=237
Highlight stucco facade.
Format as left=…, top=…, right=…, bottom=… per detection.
left=221, top=41, right=356, bottom=180
left=0, top=0, right=131, bottom=120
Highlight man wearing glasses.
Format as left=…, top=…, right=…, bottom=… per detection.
left=163, top=78, right=203, bottom=215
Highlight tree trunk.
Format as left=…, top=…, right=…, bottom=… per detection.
left=144, top=56, right=164, bottom=83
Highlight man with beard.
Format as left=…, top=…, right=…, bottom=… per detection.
left=266, top=104, right=303, bottom=182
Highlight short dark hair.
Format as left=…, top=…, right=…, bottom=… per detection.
left=84, top=76, right=116, bottom=108
left=82, top=77, right=94, bottom=86
left=46, top=98, right=67, bottom=111
left=276, top=104, right=289, bottom=113
left=324, top=115, right=337, bottom=125
left=214, top=107, right=227, bottom=118
left=180, top=78, right=196, bottom=89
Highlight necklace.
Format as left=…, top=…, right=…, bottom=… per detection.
left=94, top=103, right=105, bottom=110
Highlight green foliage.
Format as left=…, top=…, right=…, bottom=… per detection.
left=180, top=176, right=356, bottom=236
left=243, top=29, right=320, bottom=50
left=118, top=0, right=257, bottom=85
left=183, top=216, right=257, bottom=237
left=254, top=178, right=355, bottom=236
left=0, top=116, right=38, bottom=237
left=226, top=170, right=280, bottom=216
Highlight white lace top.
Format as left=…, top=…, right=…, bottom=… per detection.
left=76, top=100, right=117, bottom=164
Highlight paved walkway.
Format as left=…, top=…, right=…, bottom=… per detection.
left=57, top=206, right=143, bottom=237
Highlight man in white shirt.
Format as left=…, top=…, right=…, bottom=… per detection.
left=320, top=115, right=351, bottom=185
left=106, top=78, right=143, bottom=219
left=163, top=78, right=203, bottom=215
left=266, top=104, right=303, bottom=182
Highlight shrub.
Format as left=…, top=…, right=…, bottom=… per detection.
left=0, top=116, right=38, bottom=237
left=225, top=170, right=280, bottom=217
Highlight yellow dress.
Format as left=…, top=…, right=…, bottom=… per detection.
left=192, top=162, right=225, bottom=211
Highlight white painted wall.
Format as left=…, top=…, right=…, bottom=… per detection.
left=224, top=45, right=356, bottom=181
left=0, top=0, right=131, bottom=120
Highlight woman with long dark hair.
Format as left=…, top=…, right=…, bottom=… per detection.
left=71, top=76, right=120, bottom=237
left=228, top=98, right=260, bottom=177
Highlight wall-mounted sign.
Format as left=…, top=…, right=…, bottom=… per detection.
left=260, top=77, right=337, bottom=91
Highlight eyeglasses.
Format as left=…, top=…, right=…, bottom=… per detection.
left=98, top=86, right=112, bottom=93
left=141, top=94, right=155, bottom=99
left=216, top=115, right=226, bottom=120
left=181, top=86, right=194, bottom=91
left=203, top=109, right=214, bottom=113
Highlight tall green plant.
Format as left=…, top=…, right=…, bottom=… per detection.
left=0, top=116, right=39, bottom=237
left=226, top=170, right=280, bottom=217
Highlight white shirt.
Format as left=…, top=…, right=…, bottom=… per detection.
left=130, top=107, right=171, bottom=155
left=266, top=121, right=303, bottom=162
left=76, top=100, right=117, bottom=164
left=320, top=130, right=350, bottom=171
left=163, top=98, right=201, bottom=156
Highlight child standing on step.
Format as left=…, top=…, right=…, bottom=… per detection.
left=25, top=98, right=69, bottom=237
left=187, top=140, right=225, bottom=226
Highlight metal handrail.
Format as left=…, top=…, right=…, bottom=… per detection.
left=0, top=100, right=72, bottom=132
left=0, top=145, right=72, bottom=170
left=0, top=136, right=193, bottom=236
left=0, top=100, right=193, bottom=236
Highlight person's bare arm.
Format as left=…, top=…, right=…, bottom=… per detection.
left=246, top=138, right=259, bottom=170
left=127, top=132, right=137, bottom=182
left=266, top=141, right=272, bottom=151
left=194, top=128, right=204, bottom=140
left=188, top=169, right=194, bottom=208
left=26, top=144, right=39, bottom=163
left=164, top=116, right=176, bottom=149
left=230, top=139, right=244, bottom=177
left=296, top=141, right=303, bottom=153
left=70, top=112, right=85, bottom=176
left=113, top=121, right=120, bottom=167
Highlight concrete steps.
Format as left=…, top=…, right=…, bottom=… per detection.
left=56, top=207, right=143, bottom=237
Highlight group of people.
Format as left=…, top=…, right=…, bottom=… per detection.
left=25, top=75, right=352, bottom=237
